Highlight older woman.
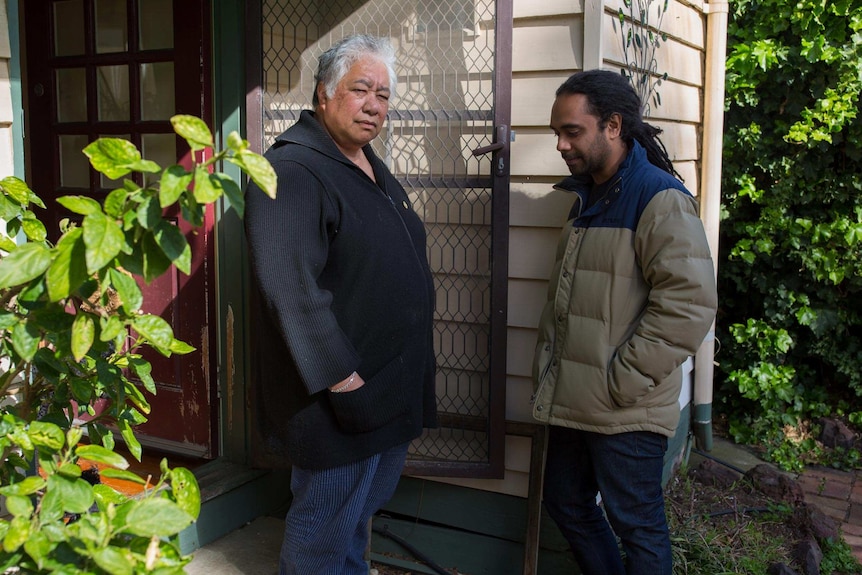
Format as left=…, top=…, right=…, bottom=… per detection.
left=245, top=35, right=437, bottom=575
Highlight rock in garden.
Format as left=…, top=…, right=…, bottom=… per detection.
left=818, top=417, right=856, bottom=449
left=793, top=538, right=822, bottom=575
left=793, top=503, right=840, bottom=542
left=745, top=464, right=805, bottom=506
left=690, top=458, right=743, bottom=489
left=767, top=562, right=799, bottom=575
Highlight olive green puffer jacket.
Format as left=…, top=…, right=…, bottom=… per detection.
left=532, top=142, right=718, bottom=437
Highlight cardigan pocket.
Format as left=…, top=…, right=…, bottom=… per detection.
left=328, top=355, right=410, bottom=433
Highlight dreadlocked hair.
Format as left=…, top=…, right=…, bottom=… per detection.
left=556, top=69, right=681, bottom=180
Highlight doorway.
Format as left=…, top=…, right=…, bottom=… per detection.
left=22, top=0, right=218, bottom=458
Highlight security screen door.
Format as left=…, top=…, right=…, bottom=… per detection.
left=249, top=0, right=512, bottom=476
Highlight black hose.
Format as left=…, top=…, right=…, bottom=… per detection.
left=691, top=447, right=747, bottom=475
left=372, top=522, right=453, bottom=575
left=708, top=507, right=771, bottom=518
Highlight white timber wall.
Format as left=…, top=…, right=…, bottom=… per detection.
left=428, top=0, right=708, bottom=498
left=0, top=0, right=12, bottom=181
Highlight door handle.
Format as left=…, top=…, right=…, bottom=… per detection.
left=471, top=125, right=510, bottom=177
left=471, top=142, right=505, bottom=156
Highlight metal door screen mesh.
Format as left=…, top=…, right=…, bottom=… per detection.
left=260, top=0, right=498, bottom=472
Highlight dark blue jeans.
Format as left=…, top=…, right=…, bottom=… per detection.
left=279, top=442, right=409, bottom=575
left=543, top=426, right=672, bottom=575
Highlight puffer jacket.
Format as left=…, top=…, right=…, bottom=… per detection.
left=531, top=141, right=717, bottom=437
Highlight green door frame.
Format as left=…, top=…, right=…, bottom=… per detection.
left=212, top=0, right=251, bottom=464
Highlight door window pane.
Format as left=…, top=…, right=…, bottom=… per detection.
left=97, top=65, right=130, bottom=121
left=96, top=0, right=129, bottom=54
left=54, top=0, right=85, bottom=56
left=141, top=62, right=175, bottom=121
left=59, top=135, right=91, bottom=188
left=142, top=134, right=177, bottom=171
left=56, top=68, right=88, bottom=123
left=139, top=0, right=174, bottom=50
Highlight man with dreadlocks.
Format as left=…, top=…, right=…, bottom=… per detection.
left=531, top=69, right=717, bottom=575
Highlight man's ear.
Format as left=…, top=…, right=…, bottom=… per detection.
left=606, top=112, right=623, bottom=140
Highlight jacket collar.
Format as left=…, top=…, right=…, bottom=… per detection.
left=552, top=141, right=647, bottom=219
left=275, top=109, right=379, bottom=170
left=552, top=140, right=646, bottom=195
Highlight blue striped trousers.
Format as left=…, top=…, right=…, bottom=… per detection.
left=278, top=442, right=409, bottom=575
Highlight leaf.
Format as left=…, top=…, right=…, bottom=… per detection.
left=129, top=357, right=156, bottom=393
left=118, top=419, right=142, bottom=462
left=67, top=427, right=84, bottom=448
left=69, top=376, right=94, bottom=403
left=109, top=268, right=143, bottom=312
left=93, top=483, right=129, bottom=508
left=11, top=319, right=41, bottom=362
left=132, top=314, right=174, bottom=353
left=141, top=232, right=172, bottom=283
left=0, top=476, right=46, bottom=497
left=192, top=165, right=221, bottom=204
left=1, top=176, right=34, bottom=205
left=93, top=546, right=134, bottom=575
left=152, top=220, right=191, bottom=274
left=56, top=195, right=102, bottom=215
left=170, top=467, right=201, bottom=518
left=82, top=211, right=125, bottom=273
left=21, top=211, right=47, bottom=242
left=0, top=235, right=17, bottom=252
left=100, top=468, right=147, bottom=485
left=212, top=172, right=245, bottom=218
left=76, top=444, right=130, bottom=469
left=0, top=243, right=52, bottom=288
left=71, top=312, right=96, bottom=361
left=0, top=310, right=15, bottom=329
left=23, top=531, right=55, bottom=568
left=47, top=474, right=95, bottom=514
left=226, top=131, right=247, bottom=152
left=169, top=339, right=196, bottom=355
left=171, top=115, right=213, bottom=151
left=104, top=187, right=130, bottom=217
left=28, top=420, right=66, bottom=452
left=232, top=150, right=277, bottom=199
left=4, top=495, right=34, bottom=517
left=136, top=193, right=164, bottom=230
left=46, top=228, right=88, bottom=302
left=3, top=516, right=30, bottom=552
left=84, top=138, right=142, bottom=180
left=159, top=165, right=193, bottom=208
left=57, top=462, right=83, bottom=479
left=124, top=498, right=195, bottom=537
left=100, top=315, right=126, bottom=342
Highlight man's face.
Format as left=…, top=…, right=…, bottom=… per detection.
left=317, top=56, right=391, bottom=154
left=550, top=93, right=616, bottom=182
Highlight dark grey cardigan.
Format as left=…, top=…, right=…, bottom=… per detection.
left=245, top=110, right=437, bottom=470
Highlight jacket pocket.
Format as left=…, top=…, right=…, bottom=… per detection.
left=328, top=355, right=410, bottom=433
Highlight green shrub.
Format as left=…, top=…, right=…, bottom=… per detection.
left=717, top=0, right=862, bottom=469
left=0, top=116, right=275, bottom=573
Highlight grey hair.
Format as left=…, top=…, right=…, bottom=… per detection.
left=312, top=35, right=398, bottom=107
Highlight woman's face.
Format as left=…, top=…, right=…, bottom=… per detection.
left=316, top=56, right=391, bottom=156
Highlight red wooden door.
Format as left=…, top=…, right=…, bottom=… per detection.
left=23, top=0, right=217, bottom=458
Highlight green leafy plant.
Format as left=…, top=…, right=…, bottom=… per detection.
left=0, top=115, right=276, bottom=573
left=717, top=0, right=862, bottom=470
left=612, top=0, right=670, bottom=116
